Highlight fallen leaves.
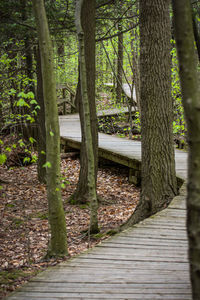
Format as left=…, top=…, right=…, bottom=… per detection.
left=0, top=158, right=139, bottom=299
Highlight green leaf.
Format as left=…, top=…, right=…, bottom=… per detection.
left=16, top=98, right=30, bottom=108
left=17, top=91, right=26, bottom=98
left=5, top=147, right=12, bottom=152
left=41, top=151, right=46, bottom=155
left=23, top=157, right=30, bottom=163
left=27, top=92, right=35, bottom=99
left=18, top=140, right=25, bottom=148
left=8, top=88, right=16, bottom=95
left=50, top=131, right=54, bottom=137
left=42, top=161, right=52, bottom=168
left=29, top=137, right=36, bottom=144
left=30, top=99, right=37, bottom=105
left=0, top=154, right=7, bottom=164
left=31, top=155, right=37, bottom=163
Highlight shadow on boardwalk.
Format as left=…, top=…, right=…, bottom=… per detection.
left=5, top=111, right=191, bottom=300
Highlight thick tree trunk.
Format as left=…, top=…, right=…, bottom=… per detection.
left=122, top=0, right=177, bottom=228
left=35, top=45, right=46, bottom=184
left=172, top=1, right=200, bottom=299
left=32, top=0, right=68, bottom=257
left=71, top=0, right=98, bottom=206
left=75, top=0, right=99, bottom=234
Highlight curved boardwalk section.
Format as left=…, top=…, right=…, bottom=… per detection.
left=6, top=113, right=191, bottom=300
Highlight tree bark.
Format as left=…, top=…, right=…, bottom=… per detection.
left=172, top=1, right=200, bottom=299
left=32, top=0, right=68, bottom=257
left=116, top=18, right=123, bottom=103
left=191, top=3, right=200, bottom=62
left=35, top=45, right=46, bottom=184
left=71, top=0, right=98, bottom=206
left=122, top=0, right=177, bottom=228
left=75, top=0, right=99, bottom=234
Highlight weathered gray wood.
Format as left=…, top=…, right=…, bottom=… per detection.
left=59, top=261, right=190, bottom=271
left=7, top=293, right=192, bottom=300
left=97, top=106, right=137, bottom=117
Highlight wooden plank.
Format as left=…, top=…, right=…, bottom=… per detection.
left=97, top=106, right=137, bottom=117
left=7, top=292, right=192, bottom=300
left=22, top=286, right=191, bottom=295
left=60, top=260, right=190, bottom=271
left=25, top=282, right=191, bottom=290
left=96, top=244, right=187, bottom=252
left=32, top=271, right=190, bottom=282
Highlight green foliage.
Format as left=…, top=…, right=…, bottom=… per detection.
left=0, top=154, right=7, bottom=165
left=0, top=40, right=39, bottom=167
left=135, top=112, right=141, bottom=131
left=171, top=40, right=186, bottom=144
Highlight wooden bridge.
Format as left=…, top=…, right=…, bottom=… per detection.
left=6, top=111, right=191, bottom=300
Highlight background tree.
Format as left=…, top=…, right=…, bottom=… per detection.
left=71, top=0, right=98, bottom=205
left=32, top=0, right=68, bottom=257
left=76, top=0, right=99, bottom=233
left=172, top=0, right=200, bottom=298
left=116, top=1, right=124, bottom=103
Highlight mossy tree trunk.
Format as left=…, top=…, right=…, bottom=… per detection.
left=122, top=0, right=177, bottom=229
left=32, top=0, right=68, bottom=257
left=172, top=1, right=200, bottom=298
left=75, top=0, right=99, bottom=234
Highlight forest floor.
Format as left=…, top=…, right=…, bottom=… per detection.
left=0, top=157, right=139, bottom=299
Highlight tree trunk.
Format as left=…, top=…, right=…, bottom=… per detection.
left=116, top=19, right=123, bottom=103
left=32, top=0, right=68, bottom=257
left=130, top=3, right=140, bottom=113
left=172, top=1, right=200, bottom=299
left=191, top=3, right=200, bottom=62
left=122, top=0, right=177, bottom=228
left=35, top=45, right=46, bottom=184
left=75, top=0, right=99, bottom=234
left=71, top=0, right=98, bottom=206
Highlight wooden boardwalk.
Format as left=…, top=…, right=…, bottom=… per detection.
left=6, top=112, right=191, bottom=300
left=59, top=113, right=187, bottom=184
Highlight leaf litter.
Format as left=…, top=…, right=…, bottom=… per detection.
left=0, top=157, right=139, bottom=299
